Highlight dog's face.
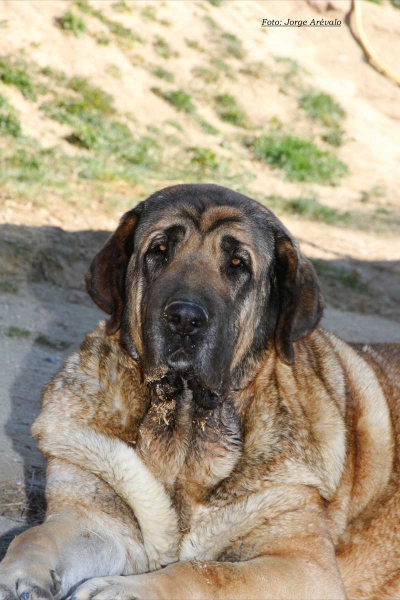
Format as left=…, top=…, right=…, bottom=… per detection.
left=86, top=184, right=323, bottom=407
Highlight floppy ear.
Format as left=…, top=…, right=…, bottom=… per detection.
left=85, top=205, right=143, bottom=335
left=274, top=232, right=324, bottom=365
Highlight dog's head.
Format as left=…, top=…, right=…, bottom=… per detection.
left=86, top=184, right=323, bottom=407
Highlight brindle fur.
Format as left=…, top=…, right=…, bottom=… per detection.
left=0, top=184, right=399, bottom=600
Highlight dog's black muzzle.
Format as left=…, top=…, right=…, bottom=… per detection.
left=162, top=297, right=209, bottom=372
left=142, top=280, right=234, bottom=410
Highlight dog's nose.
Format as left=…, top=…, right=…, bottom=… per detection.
left=164, top=300, right=208, bottom=336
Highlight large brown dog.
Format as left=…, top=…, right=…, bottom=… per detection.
left=0, top=184, right=399, bottom=600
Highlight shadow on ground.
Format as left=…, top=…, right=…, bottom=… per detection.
left=0, top=224, right=107, bottom=557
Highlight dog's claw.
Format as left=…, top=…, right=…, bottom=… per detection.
left=0, top=584, right=15, bottom=600
left=17, top=585, right=51, bottom=600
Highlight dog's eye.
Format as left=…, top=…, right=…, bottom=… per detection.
left=231, top=257, right=243, bottom=268
left=146, top=241, right=169, bottom=266
left=150, top=242, right=167, bottom=254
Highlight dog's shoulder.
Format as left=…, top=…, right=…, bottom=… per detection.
left=35, top=321, right=149, bottom=442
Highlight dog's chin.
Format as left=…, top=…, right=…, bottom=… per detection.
left=166, top=348, right=192, bottom=373
left=187, top=378, right=220, bottom=410
left=146, top=359, right=221, bottom=410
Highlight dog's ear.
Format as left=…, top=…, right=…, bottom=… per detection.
left=85, top=205, right=143, bottom=335
left=274, top=231, right=323, bottom=365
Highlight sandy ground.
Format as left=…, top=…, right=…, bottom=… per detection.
left=0, top=0, right=400, bottom=554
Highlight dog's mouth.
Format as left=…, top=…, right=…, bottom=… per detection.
left=148, top=370, right=220, bottom=411
left=166, top=346, right=191, bottom=371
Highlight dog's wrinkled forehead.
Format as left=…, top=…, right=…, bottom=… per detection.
left=133, top=183, right=277, bottom=259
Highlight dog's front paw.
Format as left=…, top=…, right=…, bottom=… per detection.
left=0, top=566, right=60, bottom=600
left=71, top=577, right=149, bottom=600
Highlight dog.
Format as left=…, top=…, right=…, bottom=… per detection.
left=0, top=183, right=399, bottom=600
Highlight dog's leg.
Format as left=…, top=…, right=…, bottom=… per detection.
left=0, top=460, right=148, bottom=600
left=71, top=506, right=347, bottom=600
left=32, top=421, right=179, bottom=570
left=71, top=551, right=346, bottom=600
left=0, top=516, right=124, bottom=600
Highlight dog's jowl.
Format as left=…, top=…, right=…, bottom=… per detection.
left=1, top=184, right=399, bottom=600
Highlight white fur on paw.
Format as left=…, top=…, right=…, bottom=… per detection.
left=71, top=578, right=110, bottom=600
left=71, top=577, right=140, bottom=600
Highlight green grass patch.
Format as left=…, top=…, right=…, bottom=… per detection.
left=196, top=117, right=219, bottom=135
left=74, top=0, right=102, bottom=16
left=192, top=66, right=219, bottom=83
left=151, top=65, right=174, bottom=82
left=0, top=280, right=19, bottom=294
left=1, top=133, right=157, bottom=194
left=74, top=1, right=141, bottom=44
left=274, top=56, right=304, bottom=91
left=0, top=57, right=38, bottom=100
left=375, top=207, right=390, bottom=215
left=35, top=334, right=70, bottom=350
left=40, top=66, right=69, bottom=86
left=152, top=87, right=196, bottom=114
left=189, top=146, right=219, bottom=171
left=0, top=94, right=22, bottom=137
left=210, top=58, right=232, bottom=76
left=166, top=119, right=184, bottom=132
left=141, top=5, right=157, bottom=19
left=40, top=99, right=109, bottom=148
left=239, top=62, right=268, bottom=79
left=360, top=185, right=385, bottom=204
left=274, top=56, right=302, bottom=75
left=107, top=19, right=141, bottom=43
left=185, top=39, right=204, bottom=51
left=68, top=77, right=114, bottom=114
left=299, top=90, right=345, bottom=127
left=32, top=68, right=159, bottom=183
left=203, top=15, right=220, bottom=30
left=95, top=33, right=111, bottom=45
left=166, top=147, right=253, bottom=189
left=58, top=10, right=87, bottom=37
left=1, top=147, right=68, bottom=186
left=222, top=32, right=245, bottom=59
left=208, top=0, right=225, bottom=5
left=261, top=193, right=399, bottom=233
left=265, top=195, right=349, bottom=225
left=39, top=76, right=139, bottom=154
left=105, top=64, right=121, bottom=78
left=0, top=62, right=167, bottom=200
left=250, top=134, right=348, bottom=184
left=215, top=93, right=248, bottom=127
left=112, top=1, right=132, bottom=13
left=153, top=35, right=176, bottom=58
left=322, top=128, right=344, bottom=147
left=6, top=326, right=31, bottom=339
